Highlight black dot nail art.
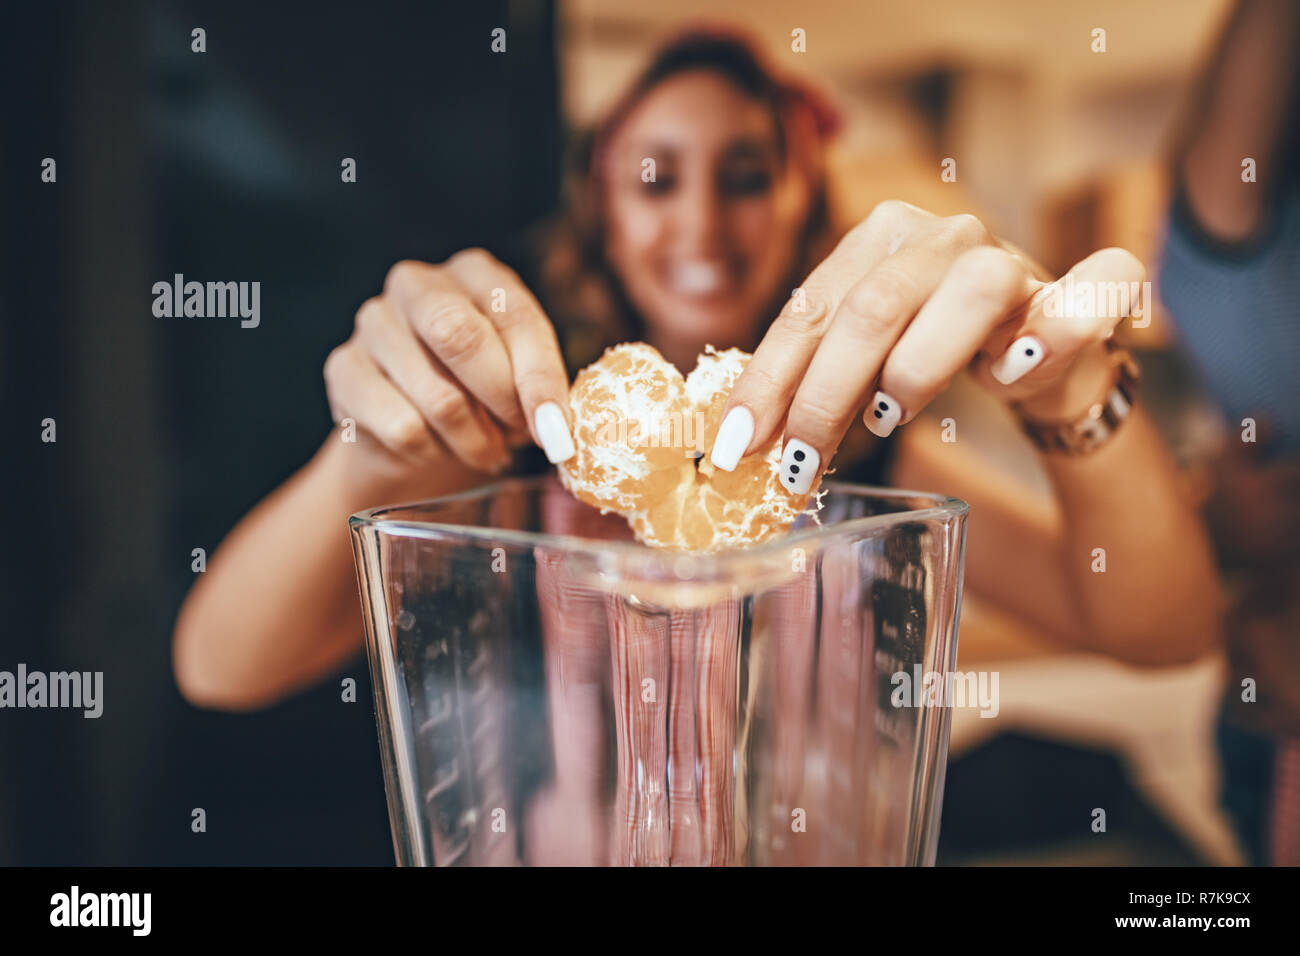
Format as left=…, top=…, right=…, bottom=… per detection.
left=867, top=391, right=902, bottom=437
left=782, top=440, right=818, bottom=494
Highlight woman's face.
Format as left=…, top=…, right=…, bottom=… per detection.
left=603, top=70, right=814, bottom=362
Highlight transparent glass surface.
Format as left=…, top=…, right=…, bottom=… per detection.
left=349, top=475, right=968, bottom=866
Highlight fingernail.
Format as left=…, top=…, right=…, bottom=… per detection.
left=991, top=335, right=1045, bottom=385
left=780, top=439, right=819, bottom=495
left=865, top=391, right=901, bottom=438
left=534, top=401, right=575, bottom=464
left=709, top=406, right=754, bottom=472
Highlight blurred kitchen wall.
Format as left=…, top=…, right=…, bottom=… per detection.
left=1, top=0, right=562, bottom=866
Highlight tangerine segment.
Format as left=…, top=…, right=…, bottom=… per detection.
left=558, top=342, right=819, bottom=552
left=562, top=342, right=693, bottom=516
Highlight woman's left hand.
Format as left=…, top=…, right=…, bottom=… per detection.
left=709, top=200, right=1145, bottom=492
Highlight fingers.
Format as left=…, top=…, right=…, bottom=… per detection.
left=863, top=246, right=1038, bottom=436
left=322, top=340, right=446, bottom=465
left=440, top=249, right=576, bottom=463
left=980, top=247, right=1144, bottom=391
left=710, top=202, right=936, bottom=472
left=708, top=291, right=831, bottom=471
left=384, top=252, right=575, bottom=464
left=777, top=247, right=961, bottom=493
left=354, top=296, right=511, bottom=473
left=383, top=260, right=526, bottom=434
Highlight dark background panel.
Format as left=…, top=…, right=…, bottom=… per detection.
left=1, top=0, right=560, bottom=865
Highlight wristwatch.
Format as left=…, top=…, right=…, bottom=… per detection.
left=1012, top=341, right=1142, bottom=455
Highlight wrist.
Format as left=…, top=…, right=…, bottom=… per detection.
left=320, top=427, right=505, bottom=509
left=1011, top=339, right=1141, bottom=456
left=318, top=429, right=424, bottom=507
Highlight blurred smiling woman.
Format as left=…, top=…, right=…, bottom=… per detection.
left=173, top=29, right=1221, bottom=710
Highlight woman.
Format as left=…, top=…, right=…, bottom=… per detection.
left=173, top=30, right=1221, bottom=711
left=1159, top=0, right=1300, bottom=866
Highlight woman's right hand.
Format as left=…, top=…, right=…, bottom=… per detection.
left=323, top=249, right=576, bottom=489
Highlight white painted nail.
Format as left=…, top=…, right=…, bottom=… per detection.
left=709, top=406, right=754, bottom=472
left=991, top=335, right=1045, bottom=385
left=865, top=391, right=901, bottom=438
left=780, top=439, right=819, bottom=495
left=534, top=401, right=575, bottom=464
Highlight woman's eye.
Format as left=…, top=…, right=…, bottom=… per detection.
left=642, top=175, right=675, bottom=196
left=720, top=169, right=772, bottom=196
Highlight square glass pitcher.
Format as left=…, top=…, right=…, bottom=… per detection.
left=349, top=475, right=967, bottom=866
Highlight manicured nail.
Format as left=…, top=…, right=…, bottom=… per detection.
left=534, top=401, right=575, bottom=464
left=991, top=335, right=1045, bottom=385
left=865, top=391, right=901, bottom=438
left=780, top=439, right=819, bottom=495
left=709, top=406, right=754, bottom=472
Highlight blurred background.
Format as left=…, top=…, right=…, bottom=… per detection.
left=1, top=0, right=1255, bottom=864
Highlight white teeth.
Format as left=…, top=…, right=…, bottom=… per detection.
left=671, top=261, right=728, bottom=296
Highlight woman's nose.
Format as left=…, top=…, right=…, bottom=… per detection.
left=673, top=179, right=724, bottom=248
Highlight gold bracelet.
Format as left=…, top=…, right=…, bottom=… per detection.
left=1012, top=341, right=1142, bottom=455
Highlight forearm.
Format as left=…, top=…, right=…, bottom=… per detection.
left=892, top=426, right=1079, bottom=649
left=894, top=379, right=1222, bottom=664
left=1179, top=0, right=1300, bottom=237
left=1038, top=404, right=1223, bottom=664
left=172, top=431, right=487, bottom=710
left=1011, top=343, right=1223, bottom=663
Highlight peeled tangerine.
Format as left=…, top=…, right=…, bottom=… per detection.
left=558, top=342, right=819, bottom=552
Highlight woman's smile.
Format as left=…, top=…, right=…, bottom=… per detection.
left=659, top=256, right=744, bottom=303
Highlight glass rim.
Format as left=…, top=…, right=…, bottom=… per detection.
left=349, top=475, right=968, bottom=569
